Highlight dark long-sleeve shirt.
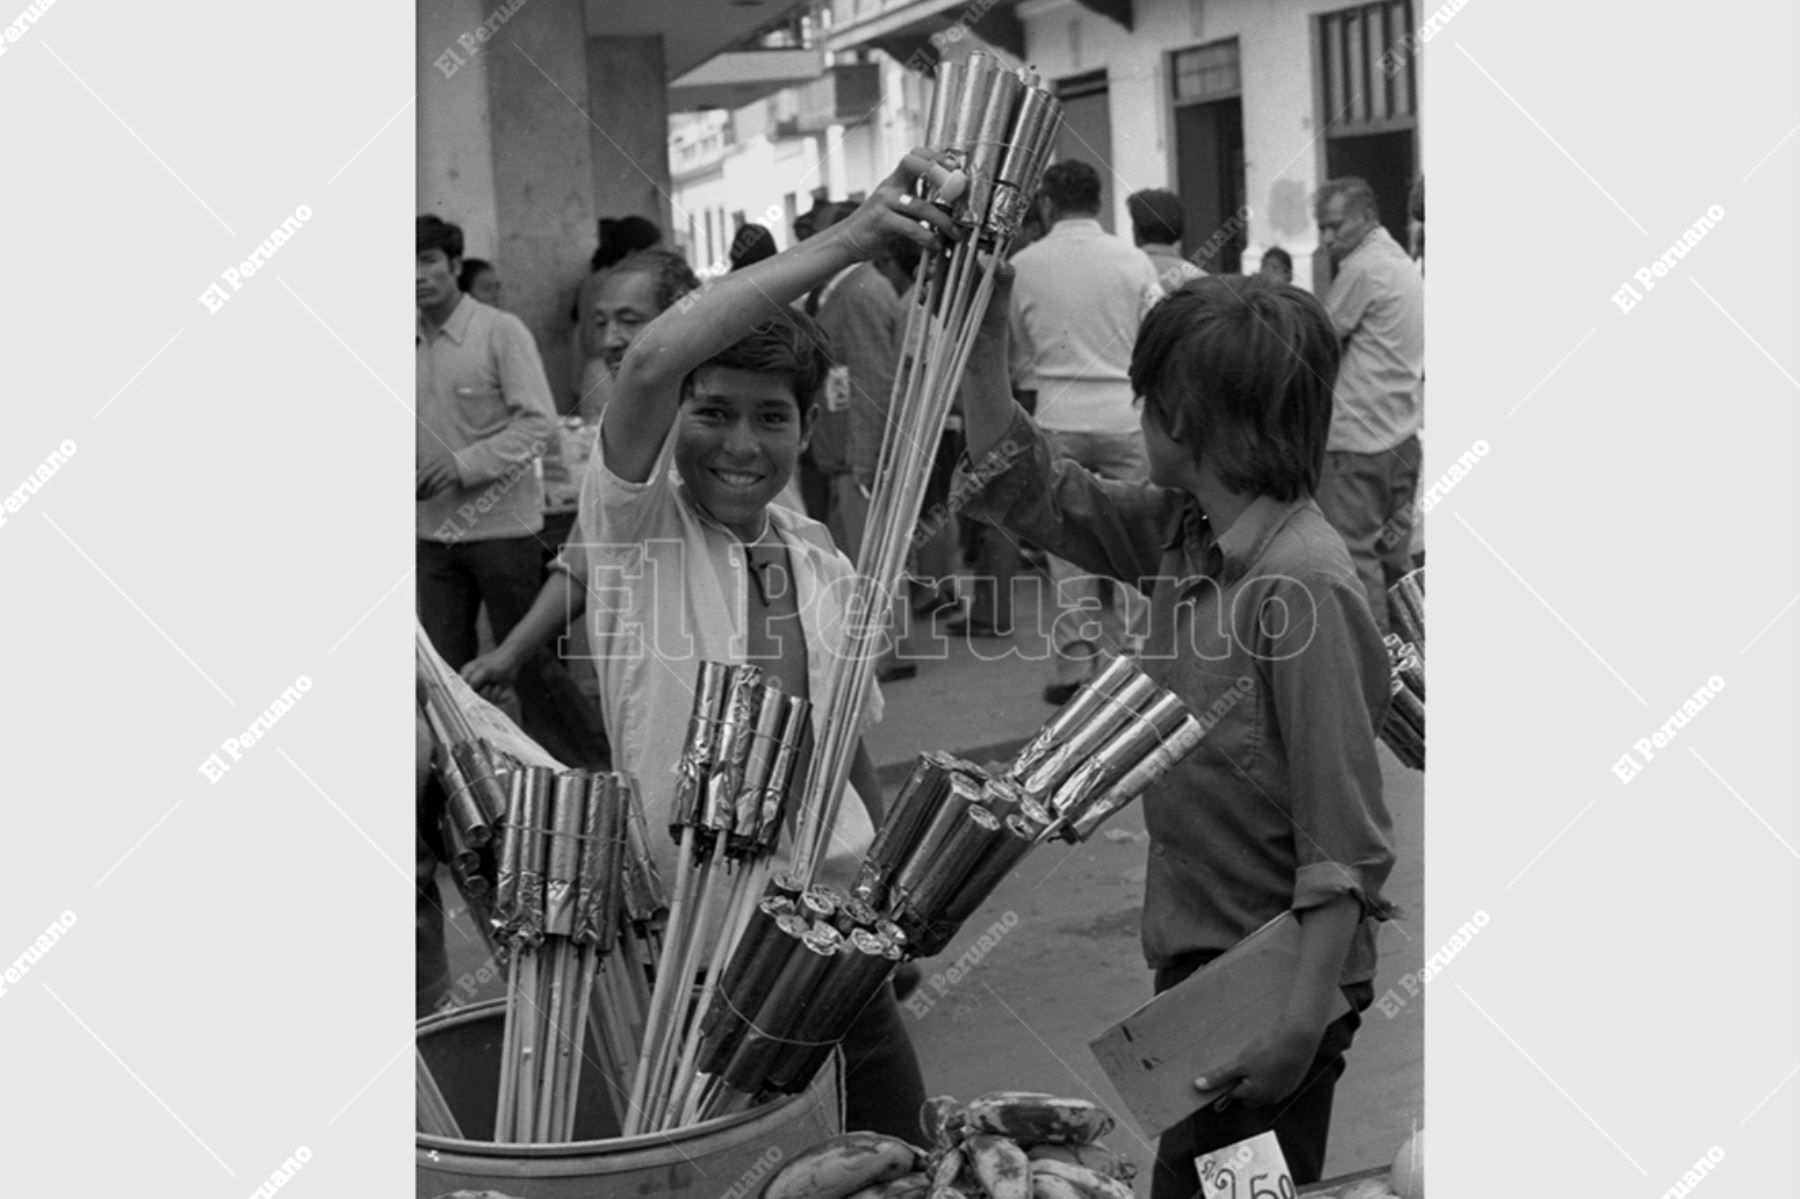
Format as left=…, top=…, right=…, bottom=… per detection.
left=813, top=262, right=903, bottom=482
left=959, top=406, right=1397, bottom=980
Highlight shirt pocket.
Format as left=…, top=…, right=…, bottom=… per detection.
left=1181, top=664, right=1264, bottom=775
left=453, top=381, right=510, bottom=435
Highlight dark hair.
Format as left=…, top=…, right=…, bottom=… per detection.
left=1315, top=177, right=1380, bottom=223
left=1260, top=246, right=1293, bottom=272
left=1127, top=189, right=1185, bottom=245
left=417, top=215, right=463, bottom=260
left=605, top=248, right=700, bottom=312
left=457, top=258, right=494, bottom=293
left=593, top=215, right=663, bottom=271
left=1129, top=276, right=1340, bottom=501
left=729, top=224, right=778, bottom=271
left=695, top=308, right=832, bottom=416
left=1039, top=159, right=1103, bottom=217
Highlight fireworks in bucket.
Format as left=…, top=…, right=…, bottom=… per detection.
left=1381, top=568, right=1425, bottom=769
left=622, top=662, right=814, bottom=1134
left=417, top=633, right=669, bottom=1143
left=791, top=53, right=1066, bottom=887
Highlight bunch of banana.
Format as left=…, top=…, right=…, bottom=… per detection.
left=761, top=1093, right=1139, bottom=1198
left=760, top=1133, right=925, bottom=1199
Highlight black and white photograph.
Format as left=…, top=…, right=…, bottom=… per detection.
left=3, top=1, right=1795, bottom=1196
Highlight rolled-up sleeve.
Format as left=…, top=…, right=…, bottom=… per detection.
left=1254, top=570, right=1397, bottom=920
left=455, top=314, right=558, bottom=486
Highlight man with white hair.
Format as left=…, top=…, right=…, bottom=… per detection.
left=1312, top=177, right=1424, bottom=635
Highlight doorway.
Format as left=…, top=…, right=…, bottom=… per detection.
left=1053, top=71, right=1114, bottom=233
left=1169, top=40, right=1247, bottom=273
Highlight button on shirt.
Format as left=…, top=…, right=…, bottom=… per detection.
left=1322, top=226, right=1424, bottom=454
left=555, top=429, right=883, bottom=895
left=1009, top=219, right=1162, bottom=436
left=417, top=295, right=559, bottom=541
left=958, top=408, right=1397, bottom=981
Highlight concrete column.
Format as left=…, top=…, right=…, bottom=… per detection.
left=483, top=0, right=598, bottom=409
left=416, top=0, right=499, bottom=264
left=586, top=36, right=673, bottom=235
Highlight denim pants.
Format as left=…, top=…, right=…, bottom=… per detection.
left=1042, top=428, right=1150, bottom=683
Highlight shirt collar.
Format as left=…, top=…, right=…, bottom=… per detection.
left=1343, top=224, right=1391, bottom=263
left=1049, top=218, right=1105, bottom=237
left=1165, top=493, right=1309, bottom=587
left=1214, top=495, right=1311, bottom=585
left=418, top=294, right=473, bottom=345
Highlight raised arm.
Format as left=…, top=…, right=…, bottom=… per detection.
left=603, top=151, right=961, bottom=484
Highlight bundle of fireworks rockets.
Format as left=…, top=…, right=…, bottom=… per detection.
left=791, top=48, right=1068, bottom=887
left=418, top=648, right=1206, bottom=1139
left=1381, top=568, right=1426, bottom=770
left=676, top=653, right=1205, bottom=1125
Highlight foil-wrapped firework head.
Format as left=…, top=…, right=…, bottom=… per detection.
left=944, top=51, right=1003, bottom=168
left=923, top=58, right=967, bottom=151
left=801, top=884, right=843, bottom=922
left=980, top=776, right=1028, bottom=822
left=995, top=84, right=1060, bottom=189
left=1017, top=671, right=1163, bottom=801
left=450, top=739, right=509, bottom=829
left=1022, top=90, right=1066, bottom=194
left=715, top=896, right=803, bottom=1021
left=962, top=68, right=1026, bottom=228
left=672, top=660, right=732, bottom=834
left=1049, top=690, right=1194, bottom=822
left=836, top=895, right=881, bottom=936
left=902, top=803, right=1005, bottom=927
left=1388, top=568, right=1425, bottom=650
left=704, top=666, right=764, bottom=836
left=620, top=775, right=668, bottom=925
left=717, top=919, right=837, bottom=1093
left=513, top=765, right=556, bottom=941
left=754, top=693, right=813, bottom=856
left=1381, top=710, right=1425, bottom=770
left=542, top=771, right=588, bottom=937
left=857, top=750, right=974, bottom=906
left=889, top=771, right=984, bottom=903
left=769, top=872, right=807, bottom=903
left=1008, top=654, right=1144, bottom=783
left=733, top=689, right=790, bottom=850
left=1062, top=713, right=1206, bottom=843
left=494, top=767, right=528, bottom=926
left=572, top=772, right=609, bottom=946
left=766, top=931, right=900, bottom=1094
left=920, top=812, right=1038, bottom=953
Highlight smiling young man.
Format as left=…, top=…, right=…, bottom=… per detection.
left=563, top=151, right=962, bottom=1140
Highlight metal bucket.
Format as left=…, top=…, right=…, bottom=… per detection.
left=417, top=998, right=842, bottom=1198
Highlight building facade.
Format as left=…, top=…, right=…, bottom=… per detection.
left=681, top=0, right=1423, bottom=293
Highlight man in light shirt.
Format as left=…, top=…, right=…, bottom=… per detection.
left=1010, top=159, right=1163, bottom=704
left=1312, top=178, right=1424, bottom=634
left=1128, top=188, right=1207, bottom=295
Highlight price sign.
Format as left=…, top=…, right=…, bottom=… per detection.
left=1196, top=1130, right=1296, bottom=1199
